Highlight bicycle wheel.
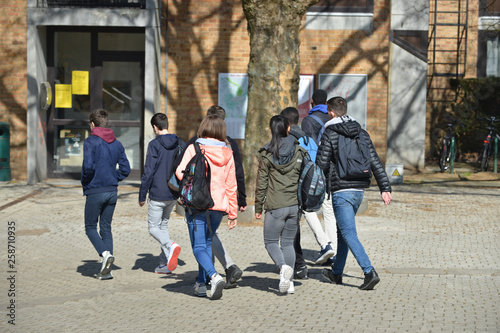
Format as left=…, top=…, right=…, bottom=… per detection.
left=439, top=140, right=449, bottom=173
left=480, top=143, right=490, bottom=172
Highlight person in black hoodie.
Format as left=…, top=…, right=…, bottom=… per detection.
left=139, top=113, right=185, bottom=275
left=316, top=97, right=392, bottom=290
left=82, top=109, right=130, bottom=280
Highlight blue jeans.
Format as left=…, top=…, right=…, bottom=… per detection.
left=186, top=210, right=223, bottom=284
left=84, top=191, right=117, bottom=256
left=331, top=190, right=374, bottom=275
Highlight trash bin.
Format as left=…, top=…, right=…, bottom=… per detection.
left=0, top=122, right=11, bottom=181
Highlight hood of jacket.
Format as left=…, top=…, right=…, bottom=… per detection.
left=289, top=125, right=306, bottom=139
left=156, top=133, right=181, bottom=150
left=91, top=127, right=116, bottom=143
left=308, top=104, right=328, bottom=115
left=324, top=115, right=361, bottom=138
left=261, top=135, right=301, bottom=173
left=196, top=138, right=233, bottom=167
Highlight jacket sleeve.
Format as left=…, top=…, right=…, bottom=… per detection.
left=254, top=153, right=269, bottom=214
left=139, top=142, right=157, bottom=202
left=362, top=131, right=392, bottom=193
left=116, top=143, right=131, bottom=182
left=225, top=156, right=238, bottom=220
left=316, top=130, right=334, bottom=175
left=228, top=137, right=247, bottom=207
left=81, top=138, right=95, bottom=186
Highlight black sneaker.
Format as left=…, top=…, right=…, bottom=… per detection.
left=294, top=265, right=308, bottom=279
left=224, top=264, right=243, bottom=289
left=359, top=269, right=380, bottom=290
left=321, top=268, right=343, bottom=284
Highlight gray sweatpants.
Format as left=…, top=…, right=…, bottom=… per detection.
left=263, top=205, right=299, bottom=271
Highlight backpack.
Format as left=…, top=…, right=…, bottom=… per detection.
left=297, top=151, right=326, bottom=212
left=167, top=143, right=185, bottom=199
left=291, top=133, right=319, bottom=162
left=309, top=114, right=326, bottom=144
left=336, top=133, right=372, bottom=180
left=179, top=142, right=214, bottom=214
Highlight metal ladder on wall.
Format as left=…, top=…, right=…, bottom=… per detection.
left=427, top=0, right=469, bottom=104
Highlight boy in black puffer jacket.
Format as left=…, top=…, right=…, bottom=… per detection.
left=316, top=97, right=392, bottom=290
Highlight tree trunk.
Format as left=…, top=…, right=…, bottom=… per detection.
left=242, top=0, right=318, bottom=200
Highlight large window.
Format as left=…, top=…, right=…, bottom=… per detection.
left=305, top=0, right=374, bottom=31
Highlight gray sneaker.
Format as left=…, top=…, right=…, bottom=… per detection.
left=97, top=272, right=113, bottom=280
left=194, top=282, right=207, bottom=297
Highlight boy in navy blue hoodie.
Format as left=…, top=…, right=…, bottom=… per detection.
left=82, top=109, right=130, bottom=280
left=139, top=113, right=185, bottom=274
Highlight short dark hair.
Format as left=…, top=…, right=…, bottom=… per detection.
left=89, top=109, right=108, bottom=127
left=312, top=89, right=327, bottom=105
left=151, top=113, right=169, bottom=130
left=207, top=105, right=226, bottom=120
left=280, top=107, right=299, bottom=126
left=327, top=97, right=348, bottom=116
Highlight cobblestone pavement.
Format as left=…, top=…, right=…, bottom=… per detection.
left=0, top=178, right=499, bottom=332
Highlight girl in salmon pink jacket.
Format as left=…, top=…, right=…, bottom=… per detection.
left=175, top=115, right=238, bottom=300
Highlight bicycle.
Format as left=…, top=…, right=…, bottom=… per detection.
left=439, top=121, right=460, bottom=173
left=479, top=116, right=500, bottom=172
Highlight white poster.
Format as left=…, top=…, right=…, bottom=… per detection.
left=298, top=75, right=314, bottom=121
left=318, top=74, right=368, bottom=129
left=218, top=73, right=249, bottom=139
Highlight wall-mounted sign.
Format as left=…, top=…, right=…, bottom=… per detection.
left=72, top=71, right=89, bottom=95
left=55, top=84, right=72, bottom=108
left=318, top=74, right=368, bottom=129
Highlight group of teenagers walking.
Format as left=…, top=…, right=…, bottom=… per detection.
left=80, top=89, right=392, bottom=301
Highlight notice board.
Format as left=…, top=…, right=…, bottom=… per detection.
left=318, top=74, right=368, bottom=129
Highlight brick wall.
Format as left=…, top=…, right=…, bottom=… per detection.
left=0, top=2, right=27, bottom=181
left=165, top=0, right=391, bottom=157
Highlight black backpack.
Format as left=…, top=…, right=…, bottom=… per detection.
left=336, top=133, right=372, bottom=180
left=179, top=142, right=214, bottom=214
left=297, top=151, right=326, bottom=212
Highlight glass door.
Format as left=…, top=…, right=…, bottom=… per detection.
left=47, top=28, right=145, bottom=179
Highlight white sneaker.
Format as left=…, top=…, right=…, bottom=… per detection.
left=97, top=272, right=113, bottom=280
left=100, top=251, right=114, bottom=276
left=194, top=282, right=207, bottom=297
left=287, top=281, right=295, bottom=294
left=167, top=243, right=181, bottom=272
left=210, top=274, right=225, bottom=300
left=279, top=265, right=293, bottom=293
left=154, top=264, right=172, bottom=274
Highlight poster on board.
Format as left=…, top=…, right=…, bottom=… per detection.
left=218, top=73, right=249, bottom=139
left=318, top=74, right=368, bottom=129
left=298, top=75, right=314, bottom=121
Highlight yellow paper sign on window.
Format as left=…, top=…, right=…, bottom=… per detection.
left=55, top=84, right=72, bottom=108
left=72, top=71, right=89, bottom=95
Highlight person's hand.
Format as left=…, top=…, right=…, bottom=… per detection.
left=239, top=205, right=247, bottom=212
left=381, top=192, right=392, bottom=205
left=139, top=201, right=145, bottom=207
left=228, top=219, right=237, bottom=230
left=255, top=213, right=262, bottom=220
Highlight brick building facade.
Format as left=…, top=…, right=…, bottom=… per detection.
left=0, top=0, right=494, bottom=182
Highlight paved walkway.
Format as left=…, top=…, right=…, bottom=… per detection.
left=0, top=176, right=499, bottom=332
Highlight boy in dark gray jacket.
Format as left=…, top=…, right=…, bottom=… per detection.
left=139, top=113, right=185, bottom=274
left=316, top=97, right=392, bottom=290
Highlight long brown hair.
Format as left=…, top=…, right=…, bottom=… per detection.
left=197, top=114, right=227, bottom=142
